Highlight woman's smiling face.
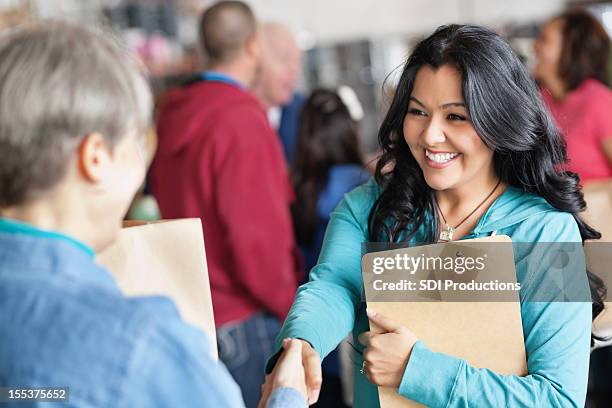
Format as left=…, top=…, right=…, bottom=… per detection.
left=403, top=64, right=495, bottom=191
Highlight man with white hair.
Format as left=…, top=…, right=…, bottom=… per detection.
left=253, top=22, right=304, bottom=164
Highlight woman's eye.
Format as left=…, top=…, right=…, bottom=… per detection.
left=447, top=113, right=467, bottom=121
left=408, top=108, right=427, bottom=117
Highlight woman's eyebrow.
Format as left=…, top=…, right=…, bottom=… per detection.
left=410, top=97, right=465, bottom=110
left=409, top=96, right=427, bottom=108
left=441, top=102, right=466, bottom=109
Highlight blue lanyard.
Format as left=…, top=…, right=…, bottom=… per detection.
left=201, top=71, right=245, bottom=89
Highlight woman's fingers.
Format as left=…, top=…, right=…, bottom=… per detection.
left=366, top=308, right=404, bottom=333
left=272, top=339, right=308, bottom=399
left=358, top=331, right=372, bottom=346
left=281, top=338, right=303, bottom=362
left=300, top=340, right=322, bottom=404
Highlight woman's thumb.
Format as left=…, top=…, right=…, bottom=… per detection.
left=282, top=338, right=303, bottom=357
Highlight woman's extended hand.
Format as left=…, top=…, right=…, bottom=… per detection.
left=258, top=338, right=322, bottom=407
left=298, top=339, right=323, bottom=403
left=359, top=309, right=419, bottom=388
left=272, top=339, right=308, bottom=395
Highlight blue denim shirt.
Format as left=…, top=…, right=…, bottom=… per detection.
left=0, top=218, right=305, bottom=407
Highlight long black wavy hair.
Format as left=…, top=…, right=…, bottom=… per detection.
left=368, top=24, right=606, bottom=335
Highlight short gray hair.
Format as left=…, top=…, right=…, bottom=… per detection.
left=0, top=21, right=152, bottom=207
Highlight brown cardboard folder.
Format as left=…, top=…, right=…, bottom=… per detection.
left=582, top=181, right=612, bottom=345
left=96, top=219, right=217, bottom=359
left=362, top=235, right=527, bottom=407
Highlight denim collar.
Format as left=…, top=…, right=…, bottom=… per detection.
left=0, top=219, right=118, bottom=291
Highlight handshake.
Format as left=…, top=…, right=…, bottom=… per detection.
left=257, top=310, right=418, bottom=407
left=257, top=338, right=323, bottom=408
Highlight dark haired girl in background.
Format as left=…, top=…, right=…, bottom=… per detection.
left=291, top=89, right=368, bottom=407
left=292, top=89, right=368, bottom=273
left=263, top=24, right=605, bottom=407
left=534, top=9, right=612, bottom=183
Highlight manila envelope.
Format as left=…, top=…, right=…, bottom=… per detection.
left=362, top=236, right=526, bottom=407
left=96, top=218, right=217, bottom=359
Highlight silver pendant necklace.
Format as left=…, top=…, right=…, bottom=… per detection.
left=435, top=179, right=501, bottom=242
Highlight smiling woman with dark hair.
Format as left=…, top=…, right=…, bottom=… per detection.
left=262, top=24, right=605, bottom=408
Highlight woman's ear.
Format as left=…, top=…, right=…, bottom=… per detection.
left=78, top=132, right=112, bottom=183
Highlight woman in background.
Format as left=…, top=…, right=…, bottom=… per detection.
left=292, top=89, right=369, bottom=274
left=534, top=9, right=612, bottom=183
left=290, top=88, right=369, bottom=407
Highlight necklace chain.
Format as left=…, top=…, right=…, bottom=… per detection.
left=435, top=179, right=501, bottom=237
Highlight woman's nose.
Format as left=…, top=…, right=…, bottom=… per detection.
left=421, top=117, right=446, bottom=146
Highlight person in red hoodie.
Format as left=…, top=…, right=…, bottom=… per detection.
left=149, top=2, right=300, bottom=407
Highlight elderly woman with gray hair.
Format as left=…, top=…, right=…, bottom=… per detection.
left=0, top=21, right=306, bottom=407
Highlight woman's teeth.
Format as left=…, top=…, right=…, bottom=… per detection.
left=425, top=150, right=459, bottom=164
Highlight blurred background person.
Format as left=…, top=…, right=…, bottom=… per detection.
left=534, top=9, right=612, bottom=184
left=149, top=2, right=300, bottom=407
left=292, top=89, right=368, bottom=274
left=291, top=88, right=368, bottom=408
left=253, top=22, right=305, bottom=164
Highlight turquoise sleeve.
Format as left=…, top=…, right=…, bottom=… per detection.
left=270, top=180, right=376, bottom=363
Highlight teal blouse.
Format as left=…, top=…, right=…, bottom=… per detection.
left=274, top=178, right=591, bottom=407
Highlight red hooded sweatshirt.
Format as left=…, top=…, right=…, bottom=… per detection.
left=149, top=79, right=299, bottom=327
